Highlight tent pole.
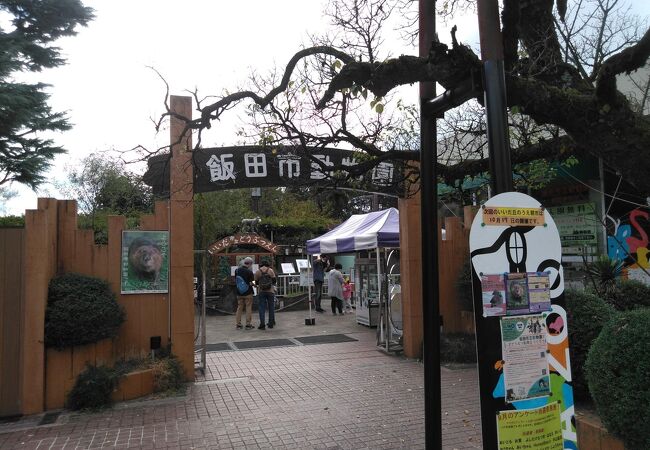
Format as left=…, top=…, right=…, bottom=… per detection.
left=376, top=246, right=382, bottom=345
left=384, top=247, right=389, bottom=352
left=308, top=258, right=313, bottom=321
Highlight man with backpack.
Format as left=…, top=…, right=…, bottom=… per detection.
left=234, top=257, right=255, bottom=330
left=255, top=261, right=277, bottom=329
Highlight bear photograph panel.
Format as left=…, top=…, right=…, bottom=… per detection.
left=121, top=231, right=169, bottom=294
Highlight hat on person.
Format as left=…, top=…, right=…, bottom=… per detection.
left=242, top=257, right=253, bottom=266
left=260, top=261, right=270, bottom=267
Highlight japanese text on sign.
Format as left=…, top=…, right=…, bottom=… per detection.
left=497, top=402, right=563, bottom=450
left=483, top=206, right=545, bottom=227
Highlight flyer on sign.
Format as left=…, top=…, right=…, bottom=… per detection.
left=481, top=274, right=507, bottom=317
left=497, top=402, right=563, bottom=450
left=527, top=272, right=552, bottom=312
left=501, top=315, right=550, bottom=403
left=506, top=273, right=530, bottom=315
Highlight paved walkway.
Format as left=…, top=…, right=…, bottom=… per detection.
left=0, top=307, right=482, bottom=449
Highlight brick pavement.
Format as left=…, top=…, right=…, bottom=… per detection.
left=0, top=331, right=481, bottom=449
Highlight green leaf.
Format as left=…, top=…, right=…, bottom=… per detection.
left=375, top=103, right=384, bottom=114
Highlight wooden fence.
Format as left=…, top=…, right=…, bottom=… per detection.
left=0, top=198, right=186, bottom=416
left=439, top=211, right=476, bottom=334
left=0, top=228, right=24, bottom=417
left=400, top=198, right=477, bottom=358
left=44, top=199, right=172, bottom=410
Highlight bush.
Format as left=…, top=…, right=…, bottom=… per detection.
left=151, top=356, right=185, bottom=393
left=585, top=309, right=650, bottom=450
left=45, top=273, right=125, bottom=349
left=602, top=279, right=650, bottom=311
left=66, top=364, right=119, bottom=410
left=440, top=333, right=477, bottom=364
left=564, top=289, right=615, bottom=401
left=585, top=256, right=623, bottom=296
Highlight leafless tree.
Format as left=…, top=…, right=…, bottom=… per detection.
left=146, top=0, right=650, bottom=195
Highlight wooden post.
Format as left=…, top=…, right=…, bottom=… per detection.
left=399, top=191, right=423, bottom=358
left=169, top=95, right=195, bottom=380
left=21, top=199, right=58, bottom=414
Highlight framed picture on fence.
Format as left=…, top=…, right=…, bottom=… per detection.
left=121, top=230, right=170, bottom=294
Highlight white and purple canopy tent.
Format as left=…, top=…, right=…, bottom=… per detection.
left=305, top=208, right=400, bottom=339
left=306, top=207, right=399, bottom=254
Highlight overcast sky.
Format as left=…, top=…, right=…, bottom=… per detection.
left=11, top=0, right=646, bottom=214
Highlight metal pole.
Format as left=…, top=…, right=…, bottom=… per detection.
left=376, top=247, right=383, bottom=343
left=308, top=260, right=313, bottom=321
left=599, top=158, right=608, bottom=252
left=201, top=252, right=207, bottom=371
left=477, top=0, right=513, bottom=193
left=384, top=247, right=389, bottom=352
left=473, top=1, right=514, bottom=447
left=419, top=0, right=442, bottom=448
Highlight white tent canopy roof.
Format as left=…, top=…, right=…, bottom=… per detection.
left=306, top=208, right=399, bottom=254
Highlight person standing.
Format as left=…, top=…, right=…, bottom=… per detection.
left=255, top=261, right=277, bottom=329
left=328, top=263, right=345, bottom=315
left=234, top=257, right=255, bottom=330
left=342, top=277, right=353, bottom=313
left=312, top=254, right=329, bottom=312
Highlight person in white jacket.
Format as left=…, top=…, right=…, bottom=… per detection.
left=327, top=263, right=345, bottom=315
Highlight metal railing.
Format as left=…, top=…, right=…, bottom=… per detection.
left=275, top=274, right=305, bottom=297
left=275, top=273, right=353, bottom=297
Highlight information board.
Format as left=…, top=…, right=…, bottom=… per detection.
left=469, top=192, right=577, bottom=449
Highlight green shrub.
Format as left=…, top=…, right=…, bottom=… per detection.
left=585, top=256, right=623, bottom=297
left=585, top=309, right=650, bottom=450
left=151, top=356, right=185, bottom=393
left=66, top=364, right=119, bottom=410
left=602, top=279, right=650, bottom=311
left=440, top=333, right=477, bottom=364
left=0, top=215, right=24, bottom=227
left=564, top=289, right=615, bottom=401
left=45, top=273, right=125, bottom=349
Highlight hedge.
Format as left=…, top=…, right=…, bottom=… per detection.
left=585, top=309, right=650, bottom=450
left=602, top=279, right=650, bottom=311
left=66, top=364, right=118, bottom=410
left=45, top=273, right=125, bottom=349
left=564, top=289, right=614, bottom=401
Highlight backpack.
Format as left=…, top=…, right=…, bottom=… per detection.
left=235, top=274, right=249, bottom=295
left=258, top=269, right=273, bottom=290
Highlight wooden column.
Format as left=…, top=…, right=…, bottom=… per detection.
left=399, top=192, right=423, bottom=358
left=169, top=95, right=195, bottom=379
left=20, top=199, right=58, bottom=414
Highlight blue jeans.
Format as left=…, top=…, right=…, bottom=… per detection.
left=258, top=290, right=275, bottom=325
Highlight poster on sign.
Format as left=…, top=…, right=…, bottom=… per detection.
left=121, top=231, right=169, bottom=294
left=506, top=273, right=530, bottom=315
left=527, top=272, right=552, bottom=312
left=481, top=273, right=507, bottom=317
left=497, top=403, right=563, bottom=450
left=501, top=315, right=551, bottom=403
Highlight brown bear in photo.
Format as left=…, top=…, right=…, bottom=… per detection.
left=128, top=237, right=163, bottom=282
